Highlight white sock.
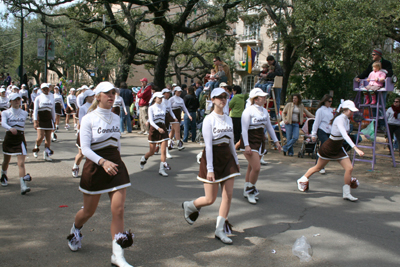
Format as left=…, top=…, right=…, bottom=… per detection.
left=299, top=175, right=309, bottom=182
left=73, top=163, right=79, bottom=169
left=1, top=170, right=7, bottom=175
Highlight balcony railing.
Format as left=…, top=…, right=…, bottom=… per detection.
left=235, top=60, right=261, bottom=72
left=237, top=34, right=261, bottom=43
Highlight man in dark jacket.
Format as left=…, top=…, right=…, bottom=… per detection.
left=119, top=82, right=134, bottom=133
left=267, top=55, right=284, bottom=119
left=356, top=48, right=393, bottom=129
left=183, top=86, right=199, bottom=142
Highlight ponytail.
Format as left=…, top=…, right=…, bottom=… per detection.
left=88, top=98, right=99, bottom=112
left=330, top=108, right=349, bottom=125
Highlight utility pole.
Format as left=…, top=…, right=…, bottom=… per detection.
left=44, top=24, right=48, bottom=83
left=276, top=0, right=283, bottom=61
left=19, top=4, right=24, bottom=84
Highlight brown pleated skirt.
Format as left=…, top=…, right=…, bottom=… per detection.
left=171, top=109, right=181, bottom=123
left=66, top=103, right=76, bottom=114
left=112, top=106, right=121, bottom=116
left=55, top=103, right=63, bottom=115
left=38, top=110, right=54, bottom=130
left=3, top=130, right=27, bottom=155
left=165, top=113, right=174, bottom=129
left=238, top=128, right=266, bottom=156
left=29, top=102, right=34, bottom=110
left=148, top=122, right=169, bottom=143
left=79, top=147, right=130, bottom=195
left=197, top=143, right=240, bottom=184
left=317, top=138, right=348, bottom=160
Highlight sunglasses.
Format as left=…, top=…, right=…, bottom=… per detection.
left=328, top=100, right=332, bottom=103
left=372, top=53, right=377, bottom=56
left=394, top=101, right=399, bottom=103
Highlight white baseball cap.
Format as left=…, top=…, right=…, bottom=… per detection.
left=173, top=86, right=182, bottom=92
left=150, top=92, right=164, bottom=104
left=172, top=83, right=177, bottom=87
left=219, top=82, right=228, bottom=87
left=12, top=85, right=19, bottom=90
left=70, top=88, right=76, bottom=91
left=341, top=100, right=359, bottom=112
left=0, top=88, right=5, bottom=93
left=162, top=88, right=171, bottom=94
left=94, top=81, right=119, bottom=95
left=9, top=93, right=22, bottom=101
left=83, top=89, right=95, bottom=98
left=40, top=83, right=50, bottom=89
left=249, top=88, right=268, bottom=99
left=81, top=85, right=89, bottom=90
left=211, top=88, right=228, bottom=99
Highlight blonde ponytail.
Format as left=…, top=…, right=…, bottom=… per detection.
left=88, top=98, right=99, bottom=112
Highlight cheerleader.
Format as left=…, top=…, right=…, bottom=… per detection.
left=29, top=86, right=39, bottom=123
left=139, top=92, right=171, bottom=177
left=238, top=88, right=282, bottom=204
left=0, top=88, right=9, bottom=112
left=297, top=100, right=364, bottom=202
left=33, top=83, right=56, bottom=161
left=1, top=93, right=32, bottom=194
left=168, top=87, right=192, bottom=150
left=112, top=92, right=127, bottom=117
left=67, top=82, right=133, bottom=267
left=53, top=86, right=65, bottom=140
left=65, top=88, right=77, bottom=130
left=72, top=90, right=95, bottom=178
left=182, top=88, right=240, bottom=245
left=75, top=86, right=88, bottom=126
left=19, top=84, right=29, bottom=111
left=162, top=88, right=177, bottom=159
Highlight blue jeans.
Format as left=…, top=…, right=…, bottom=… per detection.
left=255, top=82, right=273, bottom=94
left=120, top=108, right=132, bottom=133
left=282, top=123, right=299, bottom=155
left=315, top=129, right=330, bottom=162
left=209, top=81, right=219, bottom=91
left=183, top=111, right=197, bottom=142
left=270, top=88, right=281, bottom=119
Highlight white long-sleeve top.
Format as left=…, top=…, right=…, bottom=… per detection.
left=31, top=92, right=38, bottom=103
left=148, top=103, right=166, bottom=130
left=0, top=96, right=9, bottom=110
left=241, top=104, right=278, bottom=146
left=113, top=96, right=127, bottom=114
left=386, top=107, right=400, bottom=126
left=169, top=95, right=189, bottom=115
left=54, top=93, right=65, bottom=105
left=33, top=93, right=55, bottom=122
left=80, top=107, right=121, bottom=165
left=311, top=106, right=334, bottom=136
left=76, top=93, right=85, bottom=108
left=202, top=111, right=239, bottom=172
left=20, top=89, right=29, bottom=102
left=162, top=98, right=177, bottom=119
left=330, top=113, right=355, bottom=148
left=67, top=95, right=77, bottom=108
left=1, top=108, right=28, bottom=131
left=78, top=102, right=92, bottom=124
left=223, top=98, right=230, bottom=116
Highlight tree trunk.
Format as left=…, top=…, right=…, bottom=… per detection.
left=171, top=57, right=182, bottom=85
left=115, top=44, right=135, bottom=87
left=281, top=43, right=298, bottom=104
left=153, top=29, right=175, bottom=89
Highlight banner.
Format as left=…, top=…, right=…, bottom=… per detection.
left=38, top=38, right=55, bottom=60
left=245, top=45, right=257, bottom=74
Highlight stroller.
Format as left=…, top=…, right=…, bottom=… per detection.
left=298, top=118, right=319, bottom=159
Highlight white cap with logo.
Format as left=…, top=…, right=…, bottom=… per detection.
left=94, top=81, right=119, bottom=95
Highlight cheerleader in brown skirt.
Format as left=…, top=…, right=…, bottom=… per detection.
left=1, top=93, right=32, bottom=194
left=297, top=100, right=364, bottom=202
left=65, top=88, right=77, bottom=130
left=182, top=88, right=240, bottom=245
left=139, top=92, right=171, bottom=177
left=67, top=82, right=133, bottom=267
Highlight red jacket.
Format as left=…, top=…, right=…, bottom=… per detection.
left=137, top=85, right=152, bottom=106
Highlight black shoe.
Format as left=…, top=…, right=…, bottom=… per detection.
left=283, top=151, right=286, bottom=156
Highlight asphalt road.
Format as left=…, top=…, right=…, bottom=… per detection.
left=0, top=121, right=399, bottom=267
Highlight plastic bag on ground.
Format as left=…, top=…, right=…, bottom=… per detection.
left=292, top=235, right=312, bottom=262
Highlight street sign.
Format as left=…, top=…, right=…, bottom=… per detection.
left=15, top=66, right=27, bottom=76
left=38, top=38, right=55, bottom=60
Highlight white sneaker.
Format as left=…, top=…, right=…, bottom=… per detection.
left=138, top=131, right=144, bottom=134
left=297, top=176, right=309, bottom=192
left=67, top=224, right=83, bottom=252
left=260, top=157, right=268, bottom=165
left=43, top=151, right=52, bottom=162
left=319, top=168, right=326, bottom=174
left=139, top=156, right=147, bottom=170
left=51, top=133, right=57, bottom=142
left=20, top=177, right=30, bottom=195
left=1, top=174, right=8, bottom=187
left=343, top=184, right=358, bottom=201
left=143, top=131, right=149, bottom=135
left=159, top=162, right=168, bottom=177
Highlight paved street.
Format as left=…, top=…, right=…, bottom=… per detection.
left=0, top=122, right=400, bottom=267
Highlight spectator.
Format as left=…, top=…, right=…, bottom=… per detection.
left=254, top=64, right=275, bottom=94
left=183, top=86, right=199, bottom=142
left=386, top=97, right=400, bottom=156
left=137, top=78, right=152, bottom=135
left=356, top=48, right=393, bottom=129
left=119, top=82, right=134, bottom=133
left=213, top=57, right=232, bottom=86
left=195, top=80, right=203, bottom=98
left=282, top=93, right=314, bottom=156
left=266, top=56, right=284, bottom=119
left=4, top=73, right=11, bottom=87
left=229, top=86, right=245, bottom=143
left=180, top=84, right=188, bottom=99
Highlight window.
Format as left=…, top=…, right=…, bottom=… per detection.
left=184, top=76, right=188, bottom=83
left=243, top=75, right=255, bottom=93
left=191, top=78, right=194, bottom=84
left=244, top=23, right=260, bottom=40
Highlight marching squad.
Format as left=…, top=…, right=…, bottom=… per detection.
left=0, top=76, right=371, bottom=267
